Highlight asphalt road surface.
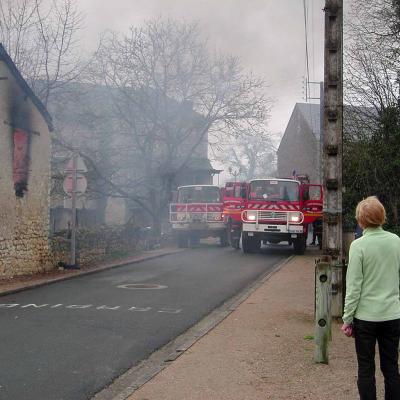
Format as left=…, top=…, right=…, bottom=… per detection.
left=0, top=244, right=288, bottom=400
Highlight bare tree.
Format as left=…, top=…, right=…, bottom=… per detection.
left=71, top=19, right=271, bottom=230
left=0, top=0, right=84, bottom=106
left=346, top=0, right=400, bottom=111
left=344, top=0, right=400, bottom=228
left=213, top=129, right=276, bottom=181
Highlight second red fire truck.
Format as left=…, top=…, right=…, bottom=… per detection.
left=222, top=177, right=323, bottom=254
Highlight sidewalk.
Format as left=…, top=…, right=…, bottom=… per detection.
left=0, top=247, right=182, bottom=296
left=127, top=254, right=384, bottom=400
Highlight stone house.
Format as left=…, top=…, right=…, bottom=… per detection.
left=49, top=84, right=219, bottom=229
left=0, top=44, right=53, bottom=277
left=277, top=103, right=321, bottom=183
left=277, top=103, right=370, bottom=185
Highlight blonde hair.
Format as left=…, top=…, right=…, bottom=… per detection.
left=356, top=196, right=386, bottom=228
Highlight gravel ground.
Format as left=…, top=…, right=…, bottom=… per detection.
left=129, top=252, right=385, bottom=400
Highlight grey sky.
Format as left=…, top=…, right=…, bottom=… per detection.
left=78, top=0, right=325, bottom=137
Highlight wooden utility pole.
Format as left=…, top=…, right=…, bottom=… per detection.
left=315, top=0, right=344, bottom=363
left=322, top=0, right=344, bottom=318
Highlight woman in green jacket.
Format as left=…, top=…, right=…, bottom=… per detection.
left=342, top=196, right=400, bottom=400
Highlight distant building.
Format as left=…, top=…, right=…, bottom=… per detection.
left=0, top=44, right=53, bottom=277
left=49, top=84, right=219, bottom=229
left=277, top=103, right=321, bottom=183
left=278, top=103, right=372, bottom=185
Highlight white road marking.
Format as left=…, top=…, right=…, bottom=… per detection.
left=97, top=305, right=121, bottom=310
left=66, top=304, right=92, bottom=309
left=21, top=304, right=48, bottom=308
left=158, top=308, right=182, bottom=314
left=117, top=284, right=168, bottom=290
left=128, top=306, right=152, bottom=312
left=0, top=303, right=182, bottom=314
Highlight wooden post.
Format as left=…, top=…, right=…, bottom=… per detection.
left=322, top=0, right=344, bottom=318
left=315, top=258, right=332, bottom=364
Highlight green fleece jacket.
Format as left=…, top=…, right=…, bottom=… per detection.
left=342, top=227, right=400, bottom=324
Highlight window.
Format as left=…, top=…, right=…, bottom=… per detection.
left=177, top=186, right=221, bottom=203
left=249, top=180, right=299, bottom=201
left=234, top=185, right=242, bottom=198
left=309, top=186, right=322, bottom=200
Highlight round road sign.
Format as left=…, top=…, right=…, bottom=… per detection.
left=63, top=173, right=88, bottom=195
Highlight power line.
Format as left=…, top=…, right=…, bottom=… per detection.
left=311, top=0, right=316, bottom=80
left=303, top=0, right=311, bottom=101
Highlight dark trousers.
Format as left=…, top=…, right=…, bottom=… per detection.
left=354, top=318, right=400, bottom=400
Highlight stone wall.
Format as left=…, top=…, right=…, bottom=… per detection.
left=0, top=210, right=52, bottom=277
left=0, top=60, right=53, bottom=278
left=51, top=225, right=158, bottom=267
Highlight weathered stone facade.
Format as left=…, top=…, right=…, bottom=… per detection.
left=0, top=45, right=53, bottom=278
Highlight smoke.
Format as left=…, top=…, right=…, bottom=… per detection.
left=77, top=0, right=325, bottom=134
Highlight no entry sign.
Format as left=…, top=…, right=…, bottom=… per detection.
left=63, top=173, right=87, bottom=195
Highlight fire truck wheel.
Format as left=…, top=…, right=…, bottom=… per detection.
left=220, top=232, right=228, bottom=247
left=227, top=222, right=241, bottom=249
left=227, top=221, right=233, bottom=245
left=232, top=236, right=240, bottom=250
left=177, top=234, right=189, bottom=248
left=293, top=237, right=307, bottom=255
left=242, top=234, right=260, bottom=253
left=189, top=233, right=200, bottom=247
left=252, top=239, right=261, bottom=252
left=242, top=234, right=251, bottom=253
left=318, top=234, right=322, bottom=250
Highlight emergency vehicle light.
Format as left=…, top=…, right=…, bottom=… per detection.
left=288, top=212, right=303, bottom=223
left=244, top=211, right=257, bottom=221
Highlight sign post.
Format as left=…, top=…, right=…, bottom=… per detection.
left=70, top=153, right=78, bottom=268
left=63, top=154, right=87, bottom=268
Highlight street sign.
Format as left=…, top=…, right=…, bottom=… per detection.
left=64, top=155, right=87, bottom=173
left=64, top=153, right=88, bottom=269
left=63, top=173, right=87, bottom=195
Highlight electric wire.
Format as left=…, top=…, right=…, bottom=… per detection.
left=303, top=0, right=318, bottom=138
left=311, top=0, right=315, bottom=81
left=303, top=0, right=311, bottom=102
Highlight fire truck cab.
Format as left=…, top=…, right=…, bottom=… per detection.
left=222, top=181, right=247, bottom=249
left=240, top=178, right=322, bottom=254
left=170, top=185, right=227, bottom=248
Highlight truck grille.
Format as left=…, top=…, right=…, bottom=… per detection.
left=258, top=211, right=287, bottom=221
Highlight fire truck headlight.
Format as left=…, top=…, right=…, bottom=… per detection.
left=289, top=212, right=303, bottom=223
left=246, top=211, right=257, bottom=221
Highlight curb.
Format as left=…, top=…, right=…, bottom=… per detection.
left=0, top=249, right=183, bottom=297
left=93, top=254, right=294, bottom=400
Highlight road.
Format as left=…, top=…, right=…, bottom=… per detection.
left=0, top=244, right=288, bottom=400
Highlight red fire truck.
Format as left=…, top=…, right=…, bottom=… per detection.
left=223, top=177, right=323, bottom=254
left=170, top=185, right=227, bottom=248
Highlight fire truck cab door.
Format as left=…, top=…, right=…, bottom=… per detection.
left=301, top=185, right=323, bottom=222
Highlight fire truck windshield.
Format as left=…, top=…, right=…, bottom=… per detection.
left=177, top=186, right=221, bottom=203
left=249, top=180, right=299, bottom=201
